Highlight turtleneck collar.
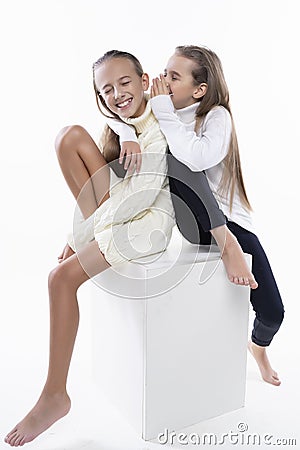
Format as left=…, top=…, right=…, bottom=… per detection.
left=176, top=102, right=199, bottom=124
left=122, top=95, right=156, bottom=135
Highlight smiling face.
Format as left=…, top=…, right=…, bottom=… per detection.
left=164, top=54, right=206, bottom=109
left=95, top=57, right=149, bottom=119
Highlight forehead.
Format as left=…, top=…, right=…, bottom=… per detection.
left=94, top=58, right=138, bottom=88
left=166, top=54, right=197, bottom=76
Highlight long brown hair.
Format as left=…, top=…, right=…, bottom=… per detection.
left=175, top=45, right=252, bottom=212
left=92, top=50, right=144, bottom=163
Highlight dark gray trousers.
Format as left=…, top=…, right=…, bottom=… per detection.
left=166, top=149, right=284, bottom=347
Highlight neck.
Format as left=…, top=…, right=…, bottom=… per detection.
left=176, top=102, right=199, bottom=123
left=122, top=97, right=156, bottom=134
left=131, top=97, right=147, bottom=118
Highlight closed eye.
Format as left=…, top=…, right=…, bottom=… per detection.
left=165, top=69, right=181, bottom=81
left=164, top=71, right=177, bottom=81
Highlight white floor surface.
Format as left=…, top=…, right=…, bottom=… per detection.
left=0, top=270, right=299, bottom=450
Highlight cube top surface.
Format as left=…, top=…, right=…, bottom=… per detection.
left=129, top=227, right=221, bottom=271
left=91, top=228, right=225, bottom=299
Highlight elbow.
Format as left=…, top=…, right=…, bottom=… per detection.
left=168, top=155, right=205, bottom=172
left=188, top=163, right=207, bottom=172
left=167, top=148, right=205, bottom=172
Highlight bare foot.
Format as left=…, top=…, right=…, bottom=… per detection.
left=248, top=341, right=281, bottom=386
left=4, top=391, right=71, bottom=446
left=221, top=235, right=258, bottom=289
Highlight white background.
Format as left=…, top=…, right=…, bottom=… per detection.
left=0, top=1, right=299, bottom=449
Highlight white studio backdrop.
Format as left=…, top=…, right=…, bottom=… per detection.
left=0, top=0, right=299, bottom=275
left=0, top=0, right=299, bottom=442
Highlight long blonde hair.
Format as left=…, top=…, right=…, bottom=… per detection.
left=92, top=50, right=144, bottom=163
left=175, top=45, right=252, bottom=212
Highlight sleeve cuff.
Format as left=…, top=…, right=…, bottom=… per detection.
left=150, top=95, right=175, bottom=117
left=106, top=118, right=138, bottom=143
left=119, top=131, right=138, bottom=144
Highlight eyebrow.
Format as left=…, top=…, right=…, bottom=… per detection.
left=101, top=75, right=131, bottom=91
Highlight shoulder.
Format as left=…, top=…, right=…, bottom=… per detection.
left=205, top=105, right=231, bottom=122
left=202, top=106, right=232, bottom=132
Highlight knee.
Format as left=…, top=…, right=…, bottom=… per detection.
left=273, top=304, right=285, bottom=327
left=277, top=306, right=285, bottom=327
left=48, top=264, right=75, bottom=293
left=54, top=125, right=86, bottom=157
left=48, top=265, right=63, bottom=292
left=260, top=304, right=285, bottom=330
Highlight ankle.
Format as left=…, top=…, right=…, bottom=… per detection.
left=250, top=341, right=267, bottom=356
left=221, top=234, right=239, bottom=255
left=41, top=386, right=68, bottom=398
left=211, top=226, right=237, bottom=253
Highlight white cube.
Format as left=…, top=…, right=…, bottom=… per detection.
left=90, top=228, right=250, bottom=440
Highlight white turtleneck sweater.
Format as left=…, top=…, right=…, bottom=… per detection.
left=67, top=99, right=175, bottom=266
left=110, top=95, right=255, bottom=233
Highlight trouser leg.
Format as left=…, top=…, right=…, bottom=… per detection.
left=167, top=150, right=226, bottom=244
left=226, top=221, right=285, bottom=346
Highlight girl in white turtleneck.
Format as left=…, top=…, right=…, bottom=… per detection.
left=111, top=46, right=284, bottom=388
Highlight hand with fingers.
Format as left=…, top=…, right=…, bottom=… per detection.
left=57, top=243, right=75, bottom=263
left=119, top=141, right=142, bottom=175
left=150, top=74, right=171, bottom=97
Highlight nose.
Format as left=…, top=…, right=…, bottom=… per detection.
left=164, top=74, right=171, bottom=85
left=164, top=76, right=172, bottom=93
left=114, top=88, right=124, bottom=100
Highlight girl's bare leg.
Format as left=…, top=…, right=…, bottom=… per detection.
left=55, top=124, right=110, bottom=264
left=55, top=125, right=111, bottom=219
left=210, top=225, right=258, bottom=289
left=5, top=240, right=110, bottom=447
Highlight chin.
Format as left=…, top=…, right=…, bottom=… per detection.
left=117, top=105, right=136, bottom=119
left=119, top=112, right=132, bottom=120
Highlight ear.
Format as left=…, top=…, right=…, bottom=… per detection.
left=193, top=82, right=208, bottom=99
left=142, top=73, right=150, bottom=91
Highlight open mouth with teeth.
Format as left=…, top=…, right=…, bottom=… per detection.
left=116, top=98, right=133, bottom=109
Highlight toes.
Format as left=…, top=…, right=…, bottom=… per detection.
left=230, top=275, right=258, bottom=289
left=19, top=436, right=27, bottom=447
left=249, top=278, right=258, bottom=289
left=13, top=436, right=23, bottom=447
left=245, top=277, right=258, bottom=288
left=16, top=434, right=28, bottom=447
left=5, top=431, right=17, bottom=445
left=4, top=429, right=27, bottom=447
left=9, top=432, right=21, bottom=447
left=5, top=428, right=18, bottom=439
left=233, top=276, right=239, bottom=285
left=263, top=372, right=281, bottom=386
